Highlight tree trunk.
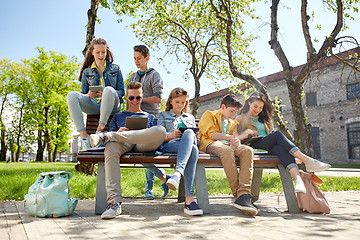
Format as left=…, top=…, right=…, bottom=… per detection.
left=43, top=106, right=53, bottom=162
left=0, top=95, right=7, bottom=161
left=14, top=103, right=24, bottom=162
left=11, top=150, right=15, bottom=162
left=192, top=77, right=201, bottom=117
left=35, top=130, right=44, bottom=161
left=286, top=80, right=314, bottom=156
left=0, top=121, right=6, bottom=161
left=82, top=0, right=100, bottom=56
left=52, top=146, right=58, bottom=162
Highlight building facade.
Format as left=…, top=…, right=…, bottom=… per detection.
left=192, top=49, right=360, bottom=164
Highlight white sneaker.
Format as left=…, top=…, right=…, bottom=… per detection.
left=294, top=177, right=307, bottom=194
left=101, top=202, right=122, bottom=219
left=305, top=159, right=331, bottom=172
left=90, top=133, right=106, bottom=148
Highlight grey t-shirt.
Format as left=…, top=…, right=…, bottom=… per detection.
left=129, top=68, right=163, bottom=118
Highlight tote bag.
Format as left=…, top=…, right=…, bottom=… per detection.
left=296, top=170, right=330, bottom=214
left=24, top=171, right=78, bottom=217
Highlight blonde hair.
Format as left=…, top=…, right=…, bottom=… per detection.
left=165, top=88, right=190, bottom=113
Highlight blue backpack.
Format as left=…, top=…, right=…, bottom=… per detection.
left=24, top=171, right=78, bottom=218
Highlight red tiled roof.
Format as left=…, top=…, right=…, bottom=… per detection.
left=190, top=47, right=359, bottom=103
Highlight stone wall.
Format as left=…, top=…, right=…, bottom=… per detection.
left=192, top=57, right=360, bottom=164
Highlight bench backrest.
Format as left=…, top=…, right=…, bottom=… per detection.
left=86, top=115, right=113, bottom=134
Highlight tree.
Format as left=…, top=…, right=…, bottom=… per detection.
left=0, top=59, right=19, bottom=161
left=211, top=0, right=359, bottom=155
left=111, top=0, right=257, bottom=116
left=83, top=0, right=112, bottom=56
left=27, top=48, right=79, bottom=161
left=83, top=0, right=100, bottom=56
left=5, top=67, right=37, bottom=162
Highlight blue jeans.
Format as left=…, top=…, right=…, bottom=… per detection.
left=66, top=86, right=121, bottom=131
left=162, top=129, right=198, bottom=197
left=144, top=167, right=166, bottom=190
left=250, top=130, right=299, bottom=171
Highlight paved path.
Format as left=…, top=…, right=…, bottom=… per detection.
left=264, top=168, right=360, bottom=177
left=1, top=191, right=360, bottom=239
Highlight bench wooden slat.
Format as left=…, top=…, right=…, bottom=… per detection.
left=77, top=115, right=300, bottom=215
left=86, top=115, right=113, bottom=134
left=76, top=152, right=282, bottom=165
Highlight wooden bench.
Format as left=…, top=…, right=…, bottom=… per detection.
left=76, top=115, right=300, bottom=215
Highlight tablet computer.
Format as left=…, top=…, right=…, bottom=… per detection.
left=178, top=127, right=199, bottom=133
left=89, top=85, right=104, bottom=92
left=247, top=136, right=263, bottom=144
left=125, top=117, right=148, bottom=130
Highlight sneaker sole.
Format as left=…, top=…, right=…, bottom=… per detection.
left=166, top=179, right=179, bottom=191
left=101, top=212, right=122, bottom=219
left=232, top=203, right=259, bottom=216
left=306, top=165, right=331, bottom=172
left=184, top=209, right=204, bottom=216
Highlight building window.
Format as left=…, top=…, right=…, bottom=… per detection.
left=311, top=127, right=321, bottom=159
left=347, top=122, right=360, bottom=159
left=347, top=83, right=360, bottom=100
left=306, top=92, right=317, bottom=106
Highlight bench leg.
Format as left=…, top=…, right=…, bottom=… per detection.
left=277, top=164, right=300, bottom=213
left=177, top=177, right=185, bottom=203
left=251, top=168, right=263, bottom=202
left=194, top=163, right=210, bottom=214
left=95, top=161, right=107, bottom=215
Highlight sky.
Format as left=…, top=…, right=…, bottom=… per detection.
left=1, top=0, right=359, bottom=99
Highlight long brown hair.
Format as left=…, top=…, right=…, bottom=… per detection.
left=165, top=88, right=190, bottom=113
left=240, top=92, right=274, bottom=124
left=78, top=38, right=114, bottom=81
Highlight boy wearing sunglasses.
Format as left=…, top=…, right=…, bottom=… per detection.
left=129, top=44, right=170, bottom=200
left=89, top=81, right=166, bottom=219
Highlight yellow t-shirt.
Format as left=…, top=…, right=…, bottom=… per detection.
left=91, top=61, right=106, bottom=87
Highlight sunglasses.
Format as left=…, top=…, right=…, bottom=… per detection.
left=128, top=95, right=142, bottom=101
left=171, top=89, right=187, bottom=96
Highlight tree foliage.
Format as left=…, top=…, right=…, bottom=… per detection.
left=210, top=0, right=359, bottom=155
left=110, top=0, right=258, bottom=115
left=0, top=49, right=79, bottom=162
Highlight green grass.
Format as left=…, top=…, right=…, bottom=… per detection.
left=331, top=164, right=360, bottom=169
left=0, top=162, right=359, bottom=200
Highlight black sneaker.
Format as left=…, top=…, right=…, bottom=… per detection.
left=233, top=194, right=259, bottom=216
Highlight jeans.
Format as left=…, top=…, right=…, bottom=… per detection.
left=104, top=126, right=166, bottom=203
left=66, top=86, right=121, bottom=131
left=162, top=129, right=199, bottom=197
left=250, top=130, right=299, bottom=171
left=144, top=167, right=166, bottom=190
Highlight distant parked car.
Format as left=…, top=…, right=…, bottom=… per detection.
left=55, top=158, right=66, bottom=162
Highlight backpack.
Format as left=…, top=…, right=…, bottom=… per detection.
left=296, top=170, right=330, bottom=214
left=24, top=171, right=78, bottom=217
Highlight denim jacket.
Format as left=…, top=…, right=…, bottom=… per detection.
left=80, top=60, right=125, bottom=102
left=158, top=110, right=196, bottom=133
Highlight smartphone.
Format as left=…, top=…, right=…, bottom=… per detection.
left=89, top=85, right=104, bottom=92
left=178, top=127, right=199, bottom=133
